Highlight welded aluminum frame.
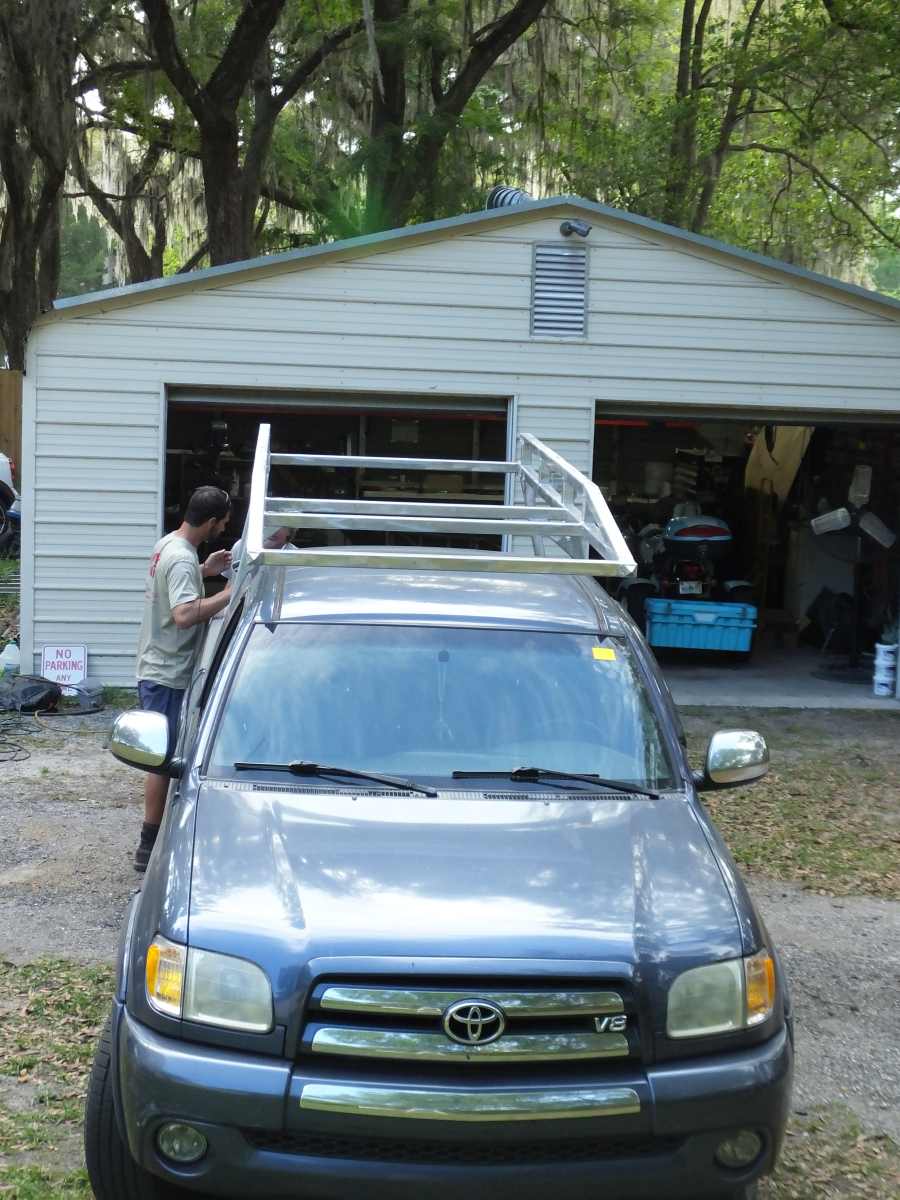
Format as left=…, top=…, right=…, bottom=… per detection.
left=232, top=422, right=635, bottom=590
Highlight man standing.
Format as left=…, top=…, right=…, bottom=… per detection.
left=133, top=486, right=233, bottom=871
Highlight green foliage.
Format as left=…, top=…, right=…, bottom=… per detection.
left=58, top=205, right=108, bottom=298
left=8, top=0, right=900, bottom=306
left=872, top=248, right=900, bottom=299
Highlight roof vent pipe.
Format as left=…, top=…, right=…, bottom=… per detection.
left=486, top=185, right=531, bottom=209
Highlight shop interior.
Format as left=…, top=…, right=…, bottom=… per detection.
left=162, top=395, right=900, bottom=700
left=164, top=397, right=508, bottom=560
left=593, top=408, right=900, bottom=694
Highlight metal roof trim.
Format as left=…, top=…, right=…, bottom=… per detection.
left=41, top=194, right=900, bottom=324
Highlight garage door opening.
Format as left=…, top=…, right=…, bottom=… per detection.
left=593, top=403, right=900, bottom=706
left=165, top=389, right=510, bottom=561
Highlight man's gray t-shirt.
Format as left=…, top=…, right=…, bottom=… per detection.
left=135, top=533, right=203, bottom=689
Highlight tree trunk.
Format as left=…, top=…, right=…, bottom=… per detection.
left=201, top=122, right=254, bottom=264
left=382, top=0, right=550, bottom=231
left=365, top=0, right=409, bottom=231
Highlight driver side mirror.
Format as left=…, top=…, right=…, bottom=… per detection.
left=109, top=710, right=182, bottom=777
left=694, top=729, right=768, bottom=791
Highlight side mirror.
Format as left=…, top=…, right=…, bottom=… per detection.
left=109, top=710, right=181, bottom=777
left=695, top=729, right=769, bottom=791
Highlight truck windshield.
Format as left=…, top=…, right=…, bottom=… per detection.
left=207, top=623, right=677, bottom=790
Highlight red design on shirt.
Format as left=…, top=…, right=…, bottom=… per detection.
left=149, top=551, right=162, bottom=578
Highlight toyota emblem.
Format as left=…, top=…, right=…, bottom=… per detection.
left=442, top=999, right=506, bottom=1046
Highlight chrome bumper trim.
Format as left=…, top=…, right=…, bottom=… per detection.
left=299, top=1083, right=641, bottom=1122
left=310, top=1027, right=629, bottom=1062
left=318, top=987, right=624, bottom=1018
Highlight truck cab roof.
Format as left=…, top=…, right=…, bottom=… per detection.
left=254, top=559, right=624, bottom=635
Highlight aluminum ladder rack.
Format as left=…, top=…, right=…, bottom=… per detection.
left=234, top=423, right=636, bottom=584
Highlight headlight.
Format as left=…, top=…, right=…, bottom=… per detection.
left=667, top=951, right=775, bottom=1039
left=146, top=936, right=273, bottom=1033
left=184, top=948, right=273, bottom=1032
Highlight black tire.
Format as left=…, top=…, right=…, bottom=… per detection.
left=0, top=500, right=8, bottom=542
left=84, top=1016, right=195, bottom=1200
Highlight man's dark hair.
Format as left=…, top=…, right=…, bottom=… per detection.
left=185, top=486, right=231, bottom=526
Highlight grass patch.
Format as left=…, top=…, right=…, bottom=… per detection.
left=0, top=961, right=113, bottom=1198
left=101, top=687, right=137, bottom=711
left=0, top=1166, right=91, bottom=1199
left=682, top=708, right=900, bottom=899
left=763, top=1105, right=900, bottom=1199
left=0, top=560, right=18, bottom=642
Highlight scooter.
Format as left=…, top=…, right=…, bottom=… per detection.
left=619, top=512, right=754, bottom=632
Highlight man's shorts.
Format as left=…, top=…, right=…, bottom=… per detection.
left=137, top=681, right=186, bottom=758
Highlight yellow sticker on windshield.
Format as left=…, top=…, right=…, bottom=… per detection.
left=593, top=646, right=616, bottom=661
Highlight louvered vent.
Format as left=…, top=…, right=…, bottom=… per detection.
left=531, top=244, right=588, bottom=337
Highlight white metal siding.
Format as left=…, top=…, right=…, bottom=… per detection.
left=24, top=210, right=900, bottom=683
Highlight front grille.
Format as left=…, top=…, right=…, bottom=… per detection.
left=299, top=978, right=641, bottom=1069
left=243, top=1129, right=680, bottom=1165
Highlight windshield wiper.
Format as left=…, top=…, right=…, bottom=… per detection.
left=234, top=760, right=437, bottom=797
left=451, top=767, right=663, bottom=799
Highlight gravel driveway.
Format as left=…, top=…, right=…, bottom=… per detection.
left=2, top=708, right=899, bottom=1147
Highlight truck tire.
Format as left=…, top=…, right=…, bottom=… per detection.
left=84, top=1016, right=196, bottom=1200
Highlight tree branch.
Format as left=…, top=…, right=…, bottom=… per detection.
left=205, top=0, right=286, bottom=108
left=438, top=0, right=550, bottom=122
left=728, top=141, right=900, bottom=248
left=177, top=239, right=209, bottom=273
left=140, top=0, right=204, bottom=122
left=268, top=21, right=363, bottom=119
left=75, top=59, right=157, bottom=95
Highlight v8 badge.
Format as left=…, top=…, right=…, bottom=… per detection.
left=595, top=1014, right=627, bottom=1033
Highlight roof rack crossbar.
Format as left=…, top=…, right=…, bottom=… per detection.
left=265, top=512, right=586, bottom=538
left=266, top=498, right=565, bottom=521
left=270, top=452, right=513, bottom=474
left=234, top=424, right=636, bottom=582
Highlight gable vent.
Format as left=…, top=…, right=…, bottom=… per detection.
left=531, top=244, right=588, bottom=337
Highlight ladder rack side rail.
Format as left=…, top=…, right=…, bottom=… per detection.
left=517, top=435, right=635, bottom=572
left=231, top=423, right=272, bottom=602
left=518, top=464, right=615, bottom=561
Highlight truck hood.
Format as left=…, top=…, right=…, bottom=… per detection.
left=188, top=782, right=741, bottom=973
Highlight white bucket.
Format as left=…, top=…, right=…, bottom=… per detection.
left=873, top=653, right=896, bottom=695
left=874, top=642, right=898, bottom=664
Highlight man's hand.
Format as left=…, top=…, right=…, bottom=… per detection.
left=202, top=549, right=232, bottom=577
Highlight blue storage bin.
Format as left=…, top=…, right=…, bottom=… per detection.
left=645, top=598, right=757, bottom=652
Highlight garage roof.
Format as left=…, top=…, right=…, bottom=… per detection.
left=45, top=194, right=900, bottom=323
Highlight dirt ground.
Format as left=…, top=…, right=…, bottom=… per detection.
left=0, top=711, right=139, bottom=964
left=1, top=704, right=899, bottom=1198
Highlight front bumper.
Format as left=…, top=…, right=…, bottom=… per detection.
left=115, top=1002, right=792, bottom=1200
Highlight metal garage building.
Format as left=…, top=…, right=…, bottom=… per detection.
left=19, top=194, right=900, bottom=685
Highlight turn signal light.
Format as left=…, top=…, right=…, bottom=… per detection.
left=146, top=936, right=185, bottom=1018
left=744, top=951, right=776, bottom=1026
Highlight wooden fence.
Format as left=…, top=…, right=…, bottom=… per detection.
left=0, top=370, right=22, bottom=477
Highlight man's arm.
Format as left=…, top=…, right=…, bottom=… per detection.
left=172, top=586, right=232, bottom=630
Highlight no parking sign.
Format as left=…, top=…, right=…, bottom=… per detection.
left=40, top=644, right=87, bottom=695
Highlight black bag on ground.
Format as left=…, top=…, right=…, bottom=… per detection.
left=0, top=675, right=62, bottom=712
